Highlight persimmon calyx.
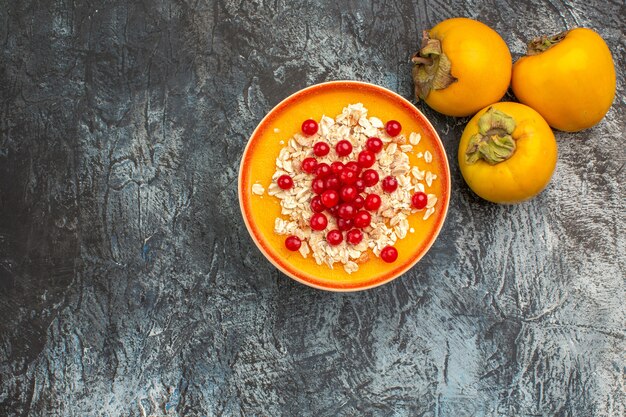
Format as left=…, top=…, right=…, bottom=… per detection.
left=411, top=31, right=457, bottom=101
left=527, top=30, right=569, bottom=55
left=466, top=107, right=517, bottom=165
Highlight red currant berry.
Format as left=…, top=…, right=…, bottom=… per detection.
left=310, top=213, right=328, bottom=231
left=340, top=185, right=358, bottom=202
left=411, top=191, right=428, bottom=209
left=346, top=229, right=363, bottom=245
left=302, top=119, right=319, bottom=136
left=311, top=178, right=326, bottom=194
left=315, top=162, right=331, bottom=178
left=381, top=176, right=398, bottom=193
left=380, top=246, right=398, bottom=263
left=326, top=230, right=343, bottom=245
left=324, top=174, right=341, bottom=191
left=345, top=161, right=361, bottom=173
left=364, top=194, right=382, bottom=211
left=336, top=217, right=353, bottom=231
left=330, top=161, right=345, bottom=175
left=321, top=189, right=339, bottom=208
left=361, top=169, right=379, bottom=187
left=301, top=157, right=317, bottom=173
left=337, top=203, right=356, bottom=220
left=340, top=169, right=357, bottom=185
left=385, top=120, right=402, bottom=137
left=366, top=137, right=383, bottom=153
left=353, top=210, right=371, bottom=228
left=357, top=150, right=375, bottom=168
left=352, top=194, right=365, bottom=210
left=277, top=174, right=293, bottom=190
left=354, top=179, right=366, bottom=192
left=310, top=196, right=325, bottom=213
left=285, top=235, right=301, bottom=251
left=313, top=141, right=330, bottom=157
left=328, top=205, right=339, bottom=217
left=335, top=140, right=353, bottom=157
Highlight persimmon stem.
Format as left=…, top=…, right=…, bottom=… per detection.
left=527, top=30, right=569, bottom=55
left=465, top=107, right=517, bottom=165
left=411, top=31, right=457, bottom=101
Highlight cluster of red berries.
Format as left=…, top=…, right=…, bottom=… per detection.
left=281, top=118, right=427, bottom=264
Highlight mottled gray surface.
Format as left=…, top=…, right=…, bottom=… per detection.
left=0, top=0, right=624, bottom=416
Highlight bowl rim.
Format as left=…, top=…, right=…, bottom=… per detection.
left=238, top=80, right=450, bottom=292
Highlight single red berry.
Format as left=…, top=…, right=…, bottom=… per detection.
left=346, top=229, right=363, bottom=245
left=310, top=196, right=325, bottom=213
left=328, top=205, right=339, bottom=217
left=301, top=157, right=318, bottom=174
left=385, top=120, right=402, bottom=137
left=277, top=174, right=293, bottom=190
left=380, top=246, right=398, bottom=263
left=324, top=174, right=341, bottom=191
left=353, top=210, right=371, bottom=228
left=315, top=162, right=331, bottom=178
left=337, top=203, right=356, bottom=220
left=311, top=178, right=326, bottom=194
left=340, top=185, right=358, bottom=202
left=321, top=189, right=339, bottom=208
left=361, top=169, right=379, bottom=187
left=345, top=161, right=361, bottom=173
left=340, top=169, right=358, bottom=185
left=353, top=195, right=365, bottom=210
left=366, top=137, right=383, bottom=153
left=354, top=179, right=365, bottom=192
left=411, top=191, right=428, bottom=209
left=336, top=218, right=353, bottom=231
left=381, top=176, right=398, bottom=193
left=357, top=150, right=375, bottom=168
left=310, top=213, right=328, bottom=231
left=313, top=141, right=330, bottom=157
left=285, top=235, right=302, bottom=251
left=364, top=194, right=382, bottom=211
left=302, top=119, right=319, bottom=136
left=326, top=230, right=343, bottom=245
left=335, top=140, right=353, bottom=157
left=330, top=161, right=345, bottom=175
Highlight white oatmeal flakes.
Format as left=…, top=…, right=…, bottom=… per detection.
left=266, top=103, right=440, bottom=273
left=425, top=171, right=435, bottom=187
left=267, top=183, right=281, bottom=196
left=426, top=194, right=438, bottom=209
left=299, top=241, right=310, bottom=258
left=409, top=132, right=421, bottom=145
left=320, top=115, right=335, bottom=135
left=424, top=150, right=433, bottom=163
left=358, top=117, right=371, bottom=129
left=252, top=183, right=265, bottom=195
left=394, top=218, right=410, bottom=239
left=344, top=261, right=359, bottom=274
left=411, top=167, right=425, bottom=181
left=369, top=116, right=384, bottom=128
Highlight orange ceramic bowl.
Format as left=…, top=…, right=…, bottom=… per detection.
left=239, top=81, right=450, bottom=291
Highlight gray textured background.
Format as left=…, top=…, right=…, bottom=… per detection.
left=0, top=0, right=624, bottom=416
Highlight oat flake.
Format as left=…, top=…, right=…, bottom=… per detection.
left=252, top=183, right=265, bottom=195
